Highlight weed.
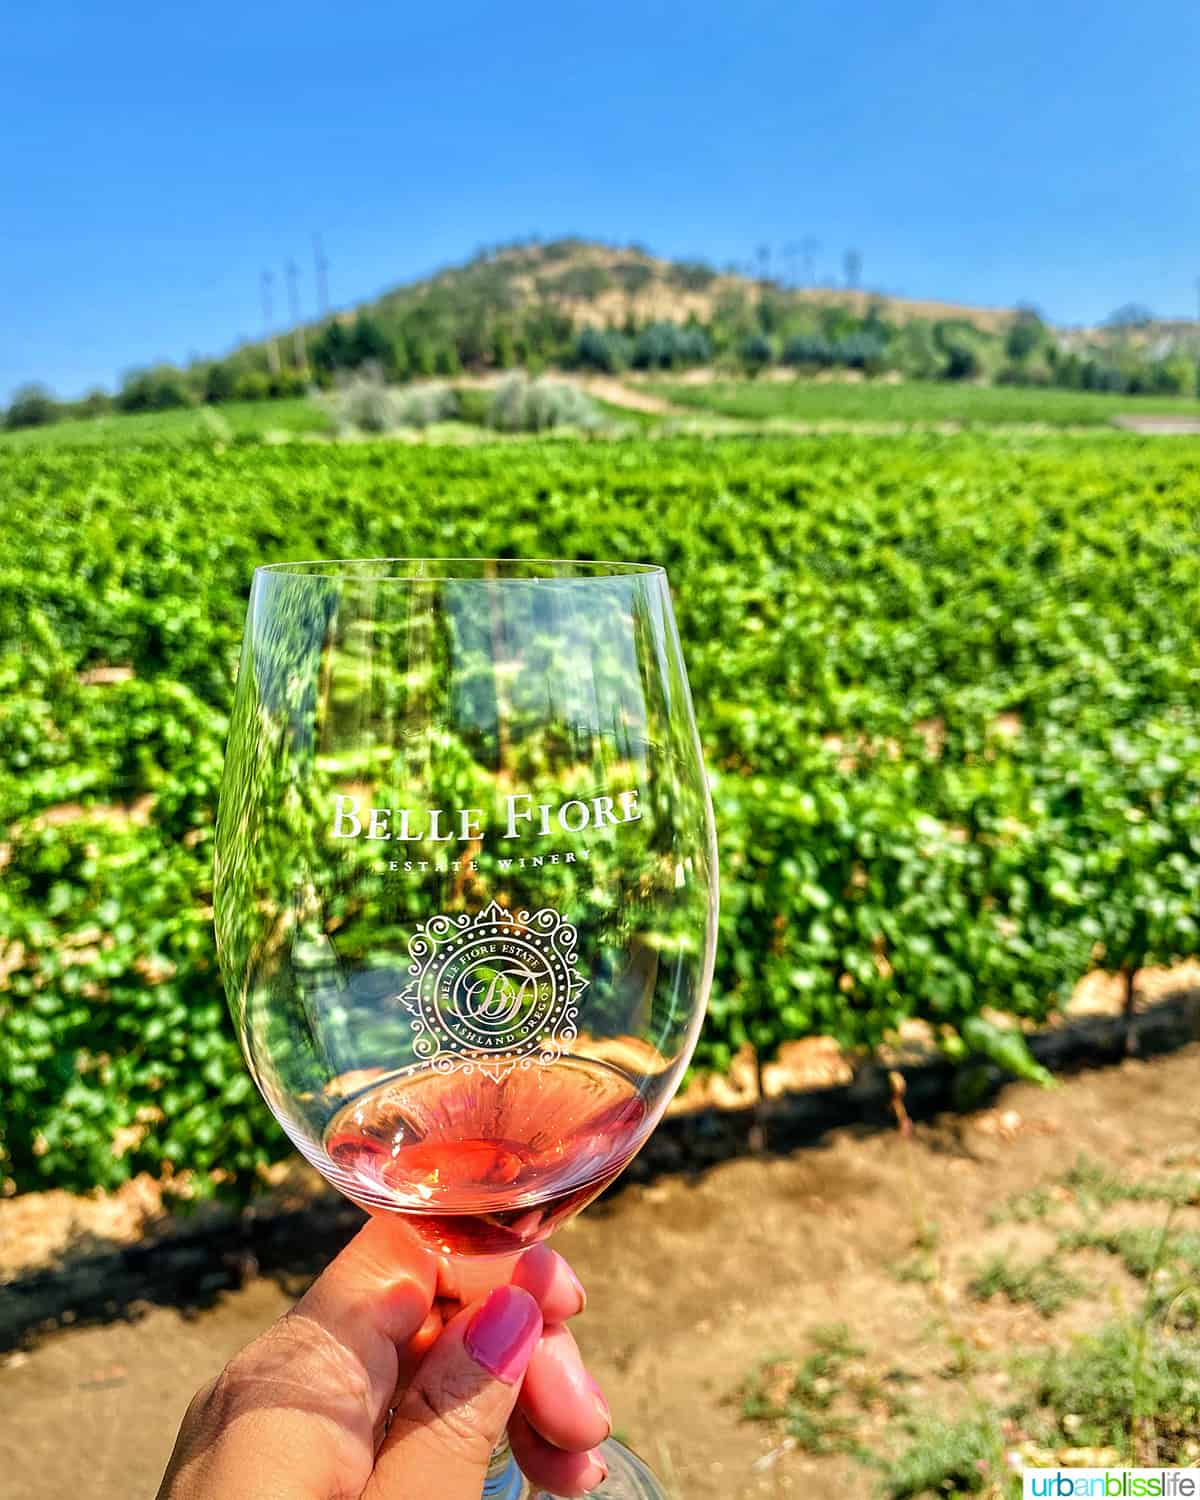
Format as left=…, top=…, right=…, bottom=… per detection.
left=737, top=1325, right=872, bottom=1455
left=891, top=1254, right=938, bottom=1285
left=1059, top=1221, right=1200, bottom=1324
left=968, top=1253, right=1089, bottom=1318
left=1063, top=1156, right=1200, bottom=1211
left=1015, top=1321, right=1200, bottom=1465
left=987, top=1186, right=1056, bottom=1226
left=878, top=1412, right=1014, bottom=1499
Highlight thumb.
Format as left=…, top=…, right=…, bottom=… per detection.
left=364, top=1285, right=543, bottom=1500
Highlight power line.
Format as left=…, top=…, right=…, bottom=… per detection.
left=286, top=259, right=306, bottom=369
left=783, top=241, right=801, bottom=289
left=313, top=233, right=330, bottom=317
left=260, top=270, right=280, bottom=374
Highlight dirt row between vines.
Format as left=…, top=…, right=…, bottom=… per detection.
left=3, top=1032, right=1200, bottom=1499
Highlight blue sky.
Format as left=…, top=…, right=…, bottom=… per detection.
left=4, top=0, right=1199, bottom=400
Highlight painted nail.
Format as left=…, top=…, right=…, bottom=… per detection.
left=581, top=1452, right=608, bottom=1492
left=586, top=1373, right=612, bottom=1435
left=564, top=1259, right=588, bottom=1312
left=464, top=1286, right=542, bottom=1385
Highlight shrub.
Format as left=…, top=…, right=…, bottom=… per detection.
left=5, top=384, right=59, bottom=429
left=574, top=326, right=634, bottom=373
left=487, top=374, right=602, bottom=432
left=833, top=331, right=887, bottom=373
left=935, top=325, right=983, bottom=382
left=232, top=370, right=271, bottom=402
left=737, top=333, right=774, bottom=375
left=667, top=260, right=718, bottom=292
left=632, top=322, right=712, bottom=371
left=116, top=367, right=194, bottom=413
left=1005, top=309, right=1046, bottom=363
left=782, top=335, right=835, bottom=369
left=611, top=261, right=654, bottom=296
left=203, top=363, right=236, bottom=404
left=545, top=265, right=613, bottom=300
left=892, top=322, right=943, bottom=380
left=327, top=372, right=459, bottom=433
left=454, top=387, right=490, bottom=426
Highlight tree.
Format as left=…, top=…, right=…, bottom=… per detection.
left=408, top=336, right=436, bottom=378
left=232, top=370, right=271, bottom=402
left=348, top=315, right=394, bottom=370
left=834, top=331, right=887, bottom=373
left=1005, top=306, right=1046, bottom=363
left=575, top=326, right=631, bottom=373
left=1106, top=303, right=1155, bottom=330
left=203, top=363, right=236, bottom=404
left=75, top=388, right=112, bottom=419
left=312, top=322, right=351, bottom=374
left=756, top=295, right=785, bottom=335
left=631, top=322, right=709, bottom=371
left=738, top=333, right=774, bottom=376
left=934, top=322, right=983, bottom=381
left=893, top=321, right=942, bottom=380
left=457, top=313, right=489, bottom=369
left=116, top=367, right=192, bottom=413
left=843, top=249, right=863, bottom=289
left=782, top=334, right=834, bottom=368
left=491, top=323, right=516, bottom=370
left=4, top=384, right=59, bottom=429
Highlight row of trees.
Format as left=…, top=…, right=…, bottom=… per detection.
left=7, top=293, right=1200, bottom=430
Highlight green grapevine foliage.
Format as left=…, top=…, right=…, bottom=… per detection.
left=3, top=434, right=1200, bottom=1198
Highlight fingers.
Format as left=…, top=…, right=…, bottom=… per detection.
left=364, top=1286, right=542, bottom=1500
left=385, top=1243, right=588, bottom=1416
left=511, top=1242, right=588, bottom=1324
left=157, top=1214, right=437, bottom=1500
left=518, top=1322, right=611, bottom=1453
left=508, top=1409, right=608, bottom=1498
left=289, top=1212, right=437, bottom=1420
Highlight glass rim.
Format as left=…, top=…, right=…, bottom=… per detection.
left=255, top=556, right=667, bottom=582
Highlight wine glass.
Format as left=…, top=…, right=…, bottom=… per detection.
left=214, top=558, right=718, bottom=1499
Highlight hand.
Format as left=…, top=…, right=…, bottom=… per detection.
left=156, top=1215, right=611, bottom=1499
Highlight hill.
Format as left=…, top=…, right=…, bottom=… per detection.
left=261, top=236, right=1020, bottom=359
left=6, top=237, right=1199, bottom=430
left=203, top=236, right=1200, bottom=400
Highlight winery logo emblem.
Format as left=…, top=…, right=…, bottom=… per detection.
left=399, top=901, right=586, bottom=1082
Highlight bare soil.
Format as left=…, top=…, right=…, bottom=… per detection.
left=3, top=1042, right=1199, bottom=1499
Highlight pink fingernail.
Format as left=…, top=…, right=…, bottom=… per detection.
left=582, top=1452, right=608, bottom=1491
left=565, top=1260, right=588, bottom=1311
left=586, top=1373, right=612, bottom=1433
left=465, top=1287, right=542, bottom=1384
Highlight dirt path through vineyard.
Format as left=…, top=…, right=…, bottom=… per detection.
left=3, top=1044, right=1200, bottom=1499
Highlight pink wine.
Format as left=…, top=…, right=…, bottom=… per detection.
left=322, top=1056, right=649, bottom=1256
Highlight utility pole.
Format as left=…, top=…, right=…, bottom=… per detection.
left=844, top=248, right=863, bottom=291
left=801, top=237, right=820, bottom=288
left=261, top=270, right=280, bottom=374
left=783, top=241, right=800, bottom=289
left=286, top=259, right=306, bottom=370
left=313, top=233, right=330, bottom=317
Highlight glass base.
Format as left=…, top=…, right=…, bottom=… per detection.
left=567, top=1438, right=666, bottom=1499
left=484, top=1437, right=667, bottom=1499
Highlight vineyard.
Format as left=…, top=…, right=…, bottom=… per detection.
left=648, top=378, right=1200, bottom=427
left=3, top=432, right=1200, bottom=1202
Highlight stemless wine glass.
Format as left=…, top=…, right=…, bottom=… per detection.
left=214, top=558, right=718, bottom=1499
